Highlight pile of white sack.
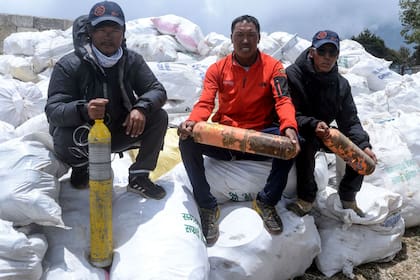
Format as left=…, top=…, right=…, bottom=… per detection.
left=0, top=14, right=419, bottom=280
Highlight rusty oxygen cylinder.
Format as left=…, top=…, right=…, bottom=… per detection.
left=321, top=127, right=376, bottom=175
left=192, top=122, right=296, bottom=160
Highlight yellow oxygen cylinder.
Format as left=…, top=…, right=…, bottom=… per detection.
left=88, top=119, right=113, bottom=267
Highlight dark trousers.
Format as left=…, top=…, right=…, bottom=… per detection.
left=179, top=126, right=294, bottom=209
left=52, top=109, right=168, bottom=172
left=295, top=136, right=364, bottom=202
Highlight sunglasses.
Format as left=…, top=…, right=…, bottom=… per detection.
left=315, top=47, right=339, bottom=57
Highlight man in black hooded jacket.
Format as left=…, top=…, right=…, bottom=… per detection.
left=45, top=1, right=168, bottom=199
left=285, top=30, right=377, bottom=217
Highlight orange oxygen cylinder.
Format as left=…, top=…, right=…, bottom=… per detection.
left=192, top=122, right=296, bottom=160
left=88, top=119, right=113, bottom=267
left=321, top=128, right=376, bottom=175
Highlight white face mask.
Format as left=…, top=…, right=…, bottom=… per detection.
left=91, top=44, right=123, bottom=68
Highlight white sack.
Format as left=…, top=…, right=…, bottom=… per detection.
left=269, top=32, right=310, bottom=63
left=314, top=152, right=330, bottom=192
left=258, top=32, right=281, bottom=57
left=111, top=151, right=132, bottom=187
left=0, top=78, right=45, bottom=127
left=0, top=55, right=14, bottom=75
left=8, top=56, right=38, bottom=82
left=353, top=91, right=392, bottom=122
left=0, top=169, right=63, bottom=227
left=385, top=73, right=420, bottom=115
left=41, top=181, right=109, bottom=279
left=15, top=112, right=49, bottom=137
left=148, top=62, right=203, bottom=113
left=0, top=133, right=67, bottom=178
left=0, top=133, right=67, bottom=227
left=41, top=246, right=109, bottom=280
left=0, top=120, right=16, bottom=143
left=204, top=39, right=233, bottom=59
left=204, top=151, right=328, bottom=203
left=339, top=39, right=403, bottom=93
left=176, top=52, right=200, bottom=64
left=342, top=72, right=370, bottom=96
left=0, top=220, right=47, bottom=280
left=125, top=17, right=159, bottom=37
left=32, top=36, right=73, bottom=73
left=3, top=30, right=63, bottom=56
left=316, top=183, right=403, bottom=227
left=151, top=14, right=204, bottom=53
left=208, top=201, right=321, bottom=280
left=197, top=32, right=230, bottom=57
left=0, top=54, right=35, bottom=80
left=338, top=39, right=374, bottom=69
left=170, top=161, right=320, bottom=280
left=175, top=21, right=205, bottom=53
left=390, top=111, right=420, bottom=166
left=314, top=185, right=404, bottom=278
left=126, top=34, right=181, bottom=62
left=45, top=159, right=208, bottom=279
left=110, top=163, right=209, bottom=280
left=212, top=40, right=234, bottom=59
left=36, top=77, right=50, bottom=99
left=363, top=119, right=420, bottom=227
left=350, top=59, right=402, bottom=92
left=278, top=34, right=311, bottom=64
left=268, top=31, right=295, bottom=47
left=189, top=55, right=218, bottom=81
left=338, top=39, right=400, bottom=79
left=204, top=158, right=273, bottom=202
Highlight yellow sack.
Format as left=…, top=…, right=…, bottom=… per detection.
left=128, top=128, right=181, bottom=181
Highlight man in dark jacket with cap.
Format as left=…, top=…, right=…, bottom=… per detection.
left=286, top=30, right=377, bottom=217
left=45, top=1, right=168, bottom=199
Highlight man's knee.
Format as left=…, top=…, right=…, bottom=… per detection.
left=152, top=109, right=168, bottom=129
left=179, top=136, right=195, bottom=154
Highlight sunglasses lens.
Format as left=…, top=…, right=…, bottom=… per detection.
left=317, top=48, right=338, bottom=57
left=317, top=49, right=326, bottom=56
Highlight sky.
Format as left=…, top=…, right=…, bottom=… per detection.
left=0, top=0, right=409, bottom=50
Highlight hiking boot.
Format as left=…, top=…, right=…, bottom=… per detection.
left=70, top=166, right=89, bottom=189
left=252, top=198, right=283, bottom=234
left=127, top=175, right=166, bottom=200
left=286, top=199, right=313, bottom=217
left=199, top=206, right=220, bottom=246
left=341, top=200, right=365, bottom=217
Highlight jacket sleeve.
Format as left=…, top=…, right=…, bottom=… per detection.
left=45, top=56, right=90, bottom=128
left=270, top=61, right=298, bottom=133
left=336, top=79, right=371, bottom=149
left=286, top=65, right=321, bottom=136
left=129, top=52, right=167, bottom=116
left=187, top=63, right=218, bottom=122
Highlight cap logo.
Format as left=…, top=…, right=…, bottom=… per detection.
left=111, top=11, right=120, bottom=17
left=94, top=5, right=106, bottom=17
left=316, top=31, right=328, bottom=40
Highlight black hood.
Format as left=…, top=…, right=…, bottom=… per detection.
left=72, top=15, right=91, bottom=58
left=72, top=14, right=127, bottom=59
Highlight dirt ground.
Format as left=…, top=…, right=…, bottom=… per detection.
left=296, top=225, right=420, bottom=280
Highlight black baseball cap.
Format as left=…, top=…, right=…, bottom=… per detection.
left=312, top=30, right=340, bottom=49
left=88, top=1, right=125, bottom=26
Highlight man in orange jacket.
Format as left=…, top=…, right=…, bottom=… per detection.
left=178, top=15, right=300, bottom=246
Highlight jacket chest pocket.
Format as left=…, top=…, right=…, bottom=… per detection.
left=219, top=80, right=237, bottom=102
